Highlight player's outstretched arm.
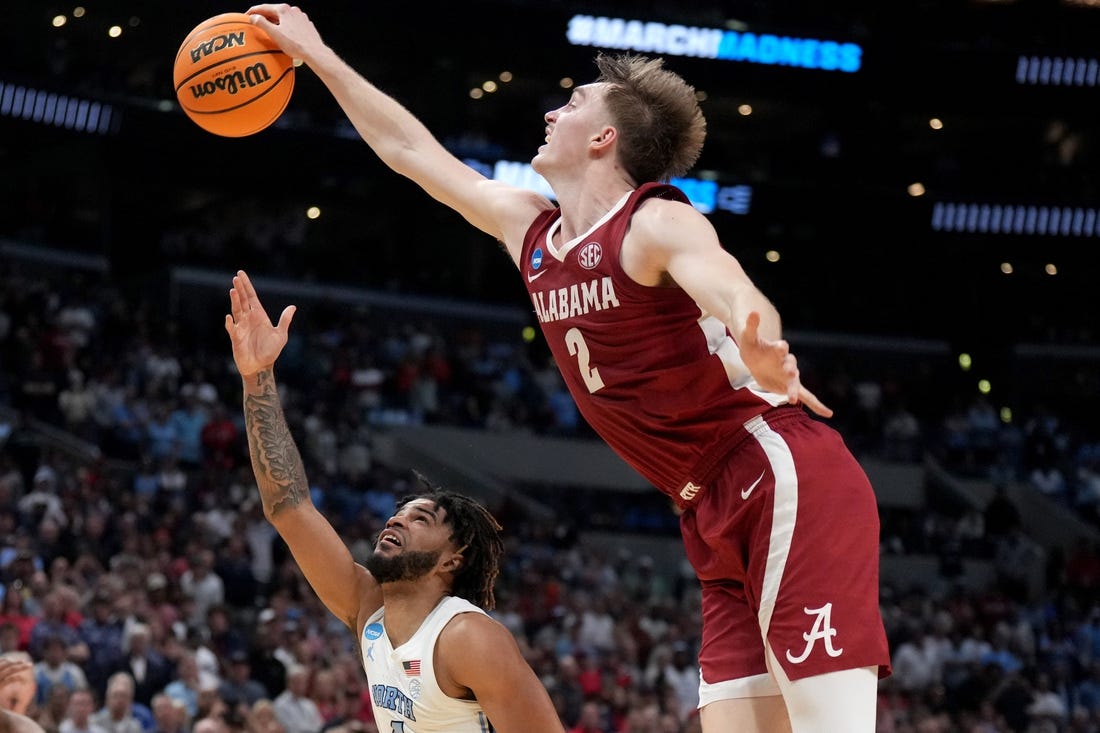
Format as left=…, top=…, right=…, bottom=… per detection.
left=247, top=4, right=551, bottom=253
left=226, top=270, right=382, bottom=630
left=630, top=199, right=833, bottom=418
left=437, top=613, right=565, bottom=733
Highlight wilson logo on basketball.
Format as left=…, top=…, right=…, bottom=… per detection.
left=173, top=12, right=295, bottom=137
left=189, top=32, right=248, bottom=63
left=187, top=63, right=273, bottom=98
left=578, top=242, right=603, bottom=269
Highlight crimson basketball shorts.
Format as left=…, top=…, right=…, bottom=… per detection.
left=678, top=407, right=892, bottom=692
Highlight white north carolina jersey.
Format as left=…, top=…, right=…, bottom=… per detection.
left=360, top=596, right=493, bottom=733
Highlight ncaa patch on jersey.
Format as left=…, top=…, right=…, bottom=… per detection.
left=364, top=623, right=384, bottom=641
left=531, top=248, right=543, bottom=270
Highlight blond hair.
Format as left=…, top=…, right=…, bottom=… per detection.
left=595, top=53, right=706, bottom=184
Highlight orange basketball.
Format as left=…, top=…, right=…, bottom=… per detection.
left=173, top=12, right=295, bottom=137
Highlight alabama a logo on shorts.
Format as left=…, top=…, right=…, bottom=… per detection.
left=786, top=602, right=844, bottom=663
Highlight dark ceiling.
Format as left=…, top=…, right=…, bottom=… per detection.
left=1, top=1, right=1098, bottom=349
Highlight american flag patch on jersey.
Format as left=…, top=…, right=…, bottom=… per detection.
left=402, top=660, right=421, bottom=676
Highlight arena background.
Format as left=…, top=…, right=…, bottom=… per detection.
left=3, top=1, right=1097, bottom=326
left=3, top=5, right=1100, bottom=730
left=1, top=1, right=1098, bottom=561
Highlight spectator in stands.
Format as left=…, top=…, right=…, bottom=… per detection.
left=247, top=700, right=285, bottom=733
left=189, top=719, right=223, bottom=733
left=243, top=615, right=285, bottom=704
left=567, top=700, right=605, bottom=733
left=35, top=682, right=71, bottom=733
left=77, top=593, right=124, bottom=698
left=0, top=624, right=21, bottom=657
left=17, top=465, right=67, bottom=537
left=58, top=689, right=106, bottom=733
left=179, top=552, right=224, bottom=630
left=661, top=642, right=700, bottom=721
left=103, top=388, right=147, bottom=462
left=881, top=400, right=922, bottom=463
left=202, top=607, right=246, bottom=667
left=199, top=404, right=239, bottom=473
left=211, top=538, right=256, bottom=613
left=57, top=371, right=96, bottom=443
left=168, top=394, right=208, bottom=471
left=0, top=590, right=38, bottom=653
left=217, top=652, right=267, bottom=711
left=271, top=664, right=323, bottom=733
left=142, top=406, right=178, bottom=467
left=888, top=629, right=937, bottom=697
left=89, top=673, right=146, bottom=733
left=153, top=459, right=187, bottom=515
left=33, top=637, right=88, bottom=707
left=129, top=457, right=160, bottom=507
left=161, top=651, right=209, bottom=722
left=147, top=694, right=186, bottom=733
left=141, top=346, right=181, bottom=401
left=109, top=625, right=171, bottom=708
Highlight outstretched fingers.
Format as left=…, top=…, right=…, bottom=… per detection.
left=797, top=385, right=834, bottom=419
left=235, top=269, right=259, bottom=305
left=276, top=304, right=297, bottom=333
left=743, top=310, right=761, bottom=341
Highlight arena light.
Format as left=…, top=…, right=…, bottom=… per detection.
left=1016, top=55, right=1100, bottom=86
left=0, top=80, right=116, bottom=134
left=931, top=201, right=1100, bottom=237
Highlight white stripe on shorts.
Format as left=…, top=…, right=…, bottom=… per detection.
left=743, top=414, right=798, bottom=641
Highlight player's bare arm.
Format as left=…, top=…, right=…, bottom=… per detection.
left=623, top=198, right=780, bottom=335
left=436, top=614, right=565, bottom=733
left=0, top=711, right=45, bottom=733
left=247, top=4, right=552, bottom=251
left=227, top=270, right=383, bottom=629
left=624, top=199, right=833, bottom=417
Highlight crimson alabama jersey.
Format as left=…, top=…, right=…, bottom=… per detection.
left=520, top=182, right=787, bottom=502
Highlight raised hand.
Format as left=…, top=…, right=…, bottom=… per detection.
left=224, top=270, right=296, bottom=378
left=247, top=4, right=325, bottom=63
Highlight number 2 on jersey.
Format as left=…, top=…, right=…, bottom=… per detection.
left=565, top=327, right=605, bottom=393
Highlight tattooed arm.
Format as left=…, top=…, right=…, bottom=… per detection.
left=226, top=270, right=382, bottom=631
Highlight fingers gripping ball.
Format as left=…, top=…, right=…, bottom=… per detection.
left=173, top=12, right=295, bottom=137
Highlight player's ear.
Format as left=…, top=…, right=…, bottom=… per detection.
left=442, top=544, right=467, bottom=572
left=592, top=125, right=617, bottom=148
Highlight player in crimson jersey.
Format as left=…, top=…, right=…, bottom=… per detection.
left=248, top=5, right=891, bottom=731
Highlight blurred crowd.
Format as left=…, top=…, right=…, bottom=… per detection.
left=1, top=259, right=1100, bottom=733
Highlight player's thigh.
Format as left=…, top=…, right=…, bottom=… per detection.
left=770, top=647, right=879, bottom=733
left=699, top=695, right=792, bottom=733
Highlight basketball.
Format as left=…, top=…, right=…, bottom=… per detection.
left=173, top=12, right=295, bottom=137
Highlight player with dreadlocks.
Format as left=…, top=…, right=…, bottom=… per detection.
left=397, top=476, right=505, bottom=610
left=225, top=269, right=564, bottom=733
